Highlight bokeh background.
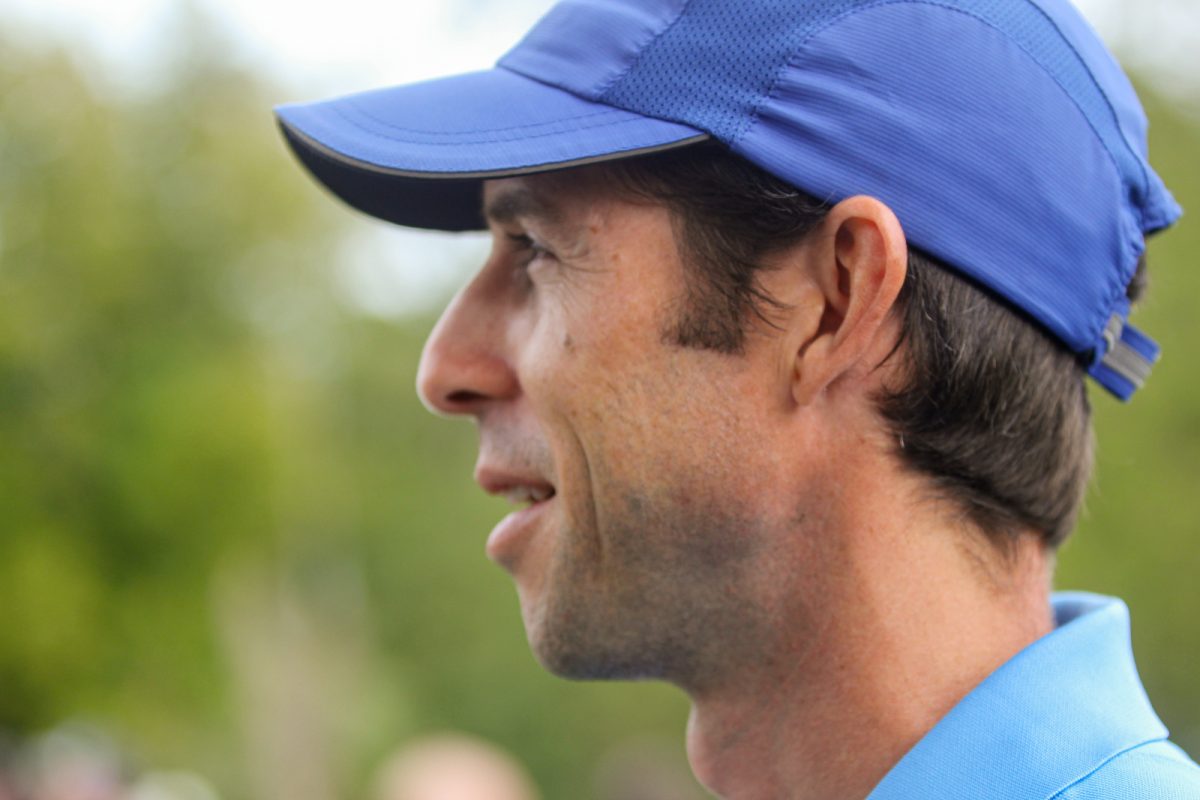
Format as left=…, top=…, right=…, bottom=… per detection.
left=0, top=0, right=1197, bottom=798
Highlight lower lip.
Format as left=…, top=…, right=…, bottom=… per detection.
left=486, top=496, right=555, bottom=566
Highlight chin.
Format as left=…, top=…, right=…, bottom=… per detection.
left=525, top=603, right=684, bottom=683
left=532, top=638, right=666, bottom=682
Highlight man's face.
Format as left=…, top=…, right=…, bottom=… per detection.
left=417, top=168, right=810, bottom=689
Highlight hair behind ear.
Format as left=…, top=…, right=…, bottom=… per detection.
left=878, top=250, right=1095, bottom=548
left=603, top=143, right=1097, bottom=549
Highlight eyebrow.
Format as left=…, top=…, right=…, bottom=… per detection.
left=482, top=186, right=565, bottom=228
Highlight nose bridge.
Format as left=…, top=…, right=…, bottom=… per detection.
left=416, top=267, right=518, bottom=416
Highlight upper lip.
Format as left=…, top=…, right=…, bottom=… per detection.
left=475, top=466, right=557, bottom=504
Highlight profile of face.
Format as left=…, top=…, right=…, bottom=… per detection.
left=417, top=168, right=820, bottom=691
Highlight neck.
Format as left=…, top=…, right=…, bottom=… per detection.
left=683, top=504, right=1053, bottom=800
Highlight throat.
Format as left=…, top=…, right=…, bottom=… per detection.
left=684, top=667, right=906, bottom=800
left=680, top=565, right=1053, bottom=800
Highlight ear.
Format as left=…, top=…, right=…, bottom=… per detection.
left=788, top=196, right=908, bottom=406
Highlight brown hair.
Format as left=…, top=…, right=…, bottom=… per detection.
left=604, top=143, right=1142, bottom=548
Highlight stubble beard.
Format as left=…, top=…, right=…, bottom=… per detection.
left=523, top=486, right=771, bottom=695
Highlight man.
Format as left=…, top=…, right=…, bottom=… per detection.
left=275, top=0, right=1200, bottom=797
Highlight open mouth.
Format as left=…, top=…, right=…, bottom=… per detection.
left=485, top=479, right=558, bottom=565
left=502, top=485, right=557, bottom=508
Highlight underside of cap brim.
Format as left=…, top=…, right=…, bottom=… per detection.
left=275, top=67, right=708, bottom=231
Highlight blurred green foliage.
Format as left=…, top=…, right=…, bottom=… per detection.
left=1060, top=86, right=1200, bottom=754
left=0, top=10, right=1196, bottom=800
left=0, top=13, right=696, bottom=800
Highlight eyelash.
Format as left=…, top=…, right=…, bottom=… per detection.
left=507, top=233, right=553, bottom=266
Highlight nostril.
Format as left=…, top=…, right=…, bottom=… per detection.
left=446, top=389, right=490, bottom=406
left=417, top=319, right=519, bottom=414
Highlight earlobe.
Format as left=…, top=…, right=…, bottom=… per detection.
left=791, top=196, right=908, bottom=406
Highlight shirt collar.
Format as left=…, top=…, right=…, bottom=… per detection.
left=866, top=592, right=1168, bottom=800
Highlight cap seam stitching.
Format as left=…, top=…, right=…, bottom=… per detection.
left=738, top=0, right=1136, bottom=214
left=1019, top=0, right=1153, bottom=226
left=597, top=0, right=698, bottom=103
left=323, top=102, right=685, bottom=146
left=734, top=1, right=896, bottom=146
left=339, top=100, right=624, bottom=137
left=735, top=0, right=1135, bottom=346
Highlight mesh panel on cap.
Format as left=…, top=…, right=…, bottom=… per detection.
left=602, top=0, right=1150, bottom=247
left=603, top=0, right=871, bottom=141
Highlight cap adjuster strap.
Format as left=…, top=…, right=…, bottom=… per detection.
left=1088, top=312, right=1160, bottom=402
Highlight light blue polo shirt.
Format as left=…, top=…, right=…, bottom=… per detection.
left=867, top=592, right=1200, bottom=799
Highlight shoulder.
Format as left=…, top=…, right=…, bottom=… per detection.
left=1053, top=741, right=1200, bottom=800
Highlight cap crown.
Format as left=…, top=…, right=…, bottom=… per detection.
left=502, top=0, right=1181, bottom=398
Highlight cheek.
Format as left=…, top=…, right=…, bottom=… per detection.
left=519, top=284, right=643, bottom=415
left=629, top=356, right=786, bottom=510
left=577, top=358, right=745, bottom=497
left=518, top=267, right=762, bottom=493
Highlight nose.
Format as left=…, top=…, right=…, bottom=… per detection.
left=417, top=272, right=520, bottom=417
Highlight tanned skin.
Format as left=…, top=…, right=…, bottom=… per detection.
left=417, top=168, right=1054, bottom=800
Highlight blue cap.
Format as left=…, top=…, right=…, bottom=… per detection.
left=276, top=0, right=1182, bottom=401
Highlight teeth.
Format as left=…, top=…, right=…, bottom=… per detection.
left=502, top=486, right=555, bottom=505
left=502, top=488, right=530, bottom=505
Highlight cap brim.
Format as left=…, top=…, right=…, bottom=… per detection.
left=275, top=67, right=708, bottom=231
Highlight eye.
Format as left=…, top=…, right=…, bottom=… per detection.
left=506, top=232, right=555, bottom=273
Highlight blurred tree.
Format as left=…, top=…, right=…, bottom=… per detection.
left=0, top=8, right=696, bottom=798
left=1061, top=83, right=1200, bottom=757
left=0, top=8, right=350, bottom=793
